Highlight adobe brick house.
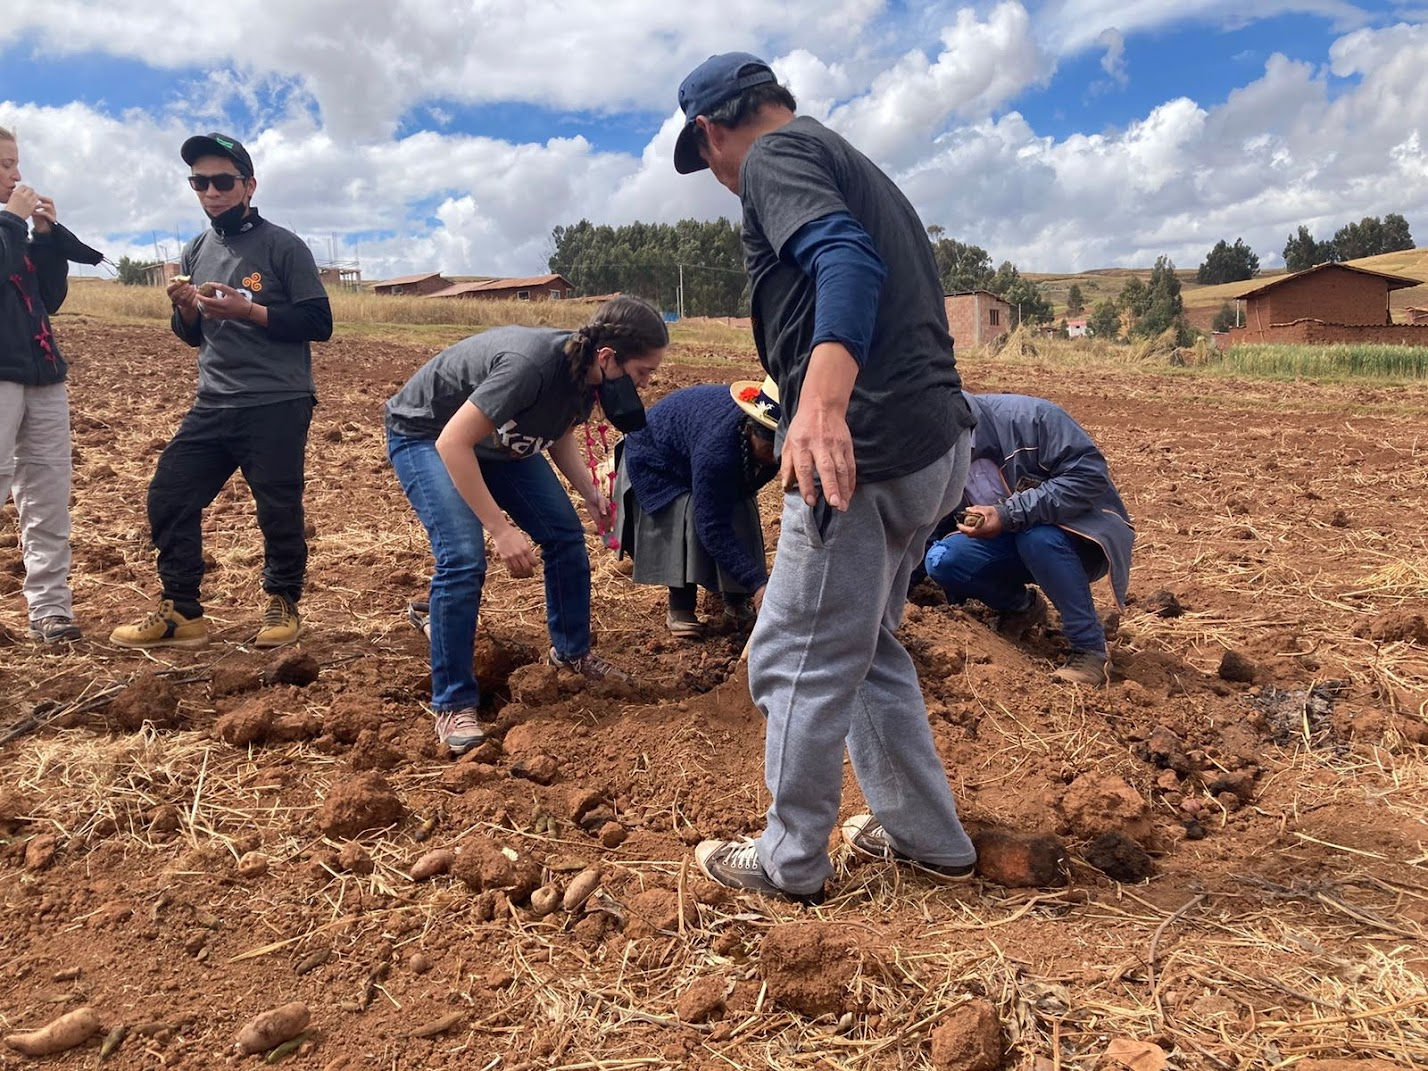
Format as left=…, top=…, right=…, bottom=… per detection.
left=374, top=272, right=452, bottom=297
left=428, top=274, right=575, bottom=301
left=1216, top=262, right=1427, bottom=347
left=945, top=290, right=1011, bottom=347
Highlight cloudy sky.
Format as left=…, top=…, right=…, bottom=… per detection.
left=2, top=0, right=1424, bottom=282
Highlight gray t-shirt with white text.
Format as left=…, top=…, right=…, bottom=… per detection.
left=384, top=327, right=595, bottom=460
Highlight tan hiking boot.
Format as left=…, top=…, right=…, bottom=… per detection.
left=1052, top=649, right=1110, bottom=686
left=109, top=600, right=209, bottom=649
left=255, top=595, right=302, bottom=648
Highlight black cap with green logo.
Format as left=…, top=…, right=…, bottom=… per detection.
left=180, top=132, right=255, bottom=178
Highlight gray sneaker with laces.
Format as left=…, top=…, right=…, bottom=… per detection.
left=548, top=647, right=629, bottom=682
left=841, top=814, right=975, bottom=884
left=694, top=838, right=825, bottom=905
left=29, top=616, right=82, bottom=644
left=434, top=708, right=485, bottom=756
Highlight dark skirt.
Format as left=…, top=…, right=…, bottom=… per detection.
left=613, top=453, right=764, bottom=595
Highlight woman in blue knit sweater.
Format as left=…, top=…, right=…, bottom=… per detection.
left=613, top=378, right=780, bottom=638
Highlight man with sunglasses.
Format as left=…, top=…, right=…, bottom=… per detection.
left=111, top=132, right=332, bottom=650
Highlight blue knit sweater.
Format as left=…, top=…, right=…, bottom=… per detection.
left=622, top=385, right=776, bottom=591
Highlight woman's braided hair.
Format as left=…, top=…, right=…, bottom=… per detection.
left=565, top=295, right=669, bottom=380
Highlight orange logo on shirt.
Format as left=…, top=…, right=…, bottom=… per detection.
left=243, top=272, right=263, bottom=291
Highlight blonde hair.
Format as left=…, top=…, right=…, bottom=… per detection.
left=0, top=126, right=15, bottom=144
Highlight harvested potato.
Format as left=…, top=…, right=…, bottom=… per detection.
left=234, top=1002, right=310, bottom=1055
left=4, top=1006, right=103, bottom=1056
left=562, top=866, right=602, bottom=912
left=409, top=848, right=454, bottom=881
left=173, top=274, right=192, bottom=284
left=196, top=282, right=221, bottom=298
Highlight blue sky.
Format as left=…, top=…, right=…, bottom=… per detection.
left=1, top=1, right=1424, bottom=279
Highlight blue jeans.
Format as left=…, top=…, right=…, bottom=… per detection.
left=387, top=430, right=591, bottom=712
left=925, top=525, right=1108, bottom=654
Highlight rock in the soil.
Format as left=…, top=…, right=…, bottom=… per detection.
left=337, top=841, right=374, bottom=875
left=929, top=998, right=1003, bottom=1071
left=1217, top=649, right=1257, bottom=683
left=234, top=1001, right=310, bottom=1055
left=1084, top=831, right=1154, bottom=883
left=1140, top=589, right=1184, bottom=618
left=213, top=697, right=274, bottom=746
left=316, top=772, right=406, bottom=839
left=598, top=822, right=628, bottom=849
left=676, top=977, right=727, bottom=1024
left=971, top=830, right=1067, bottom=888
left=450, top=840, right=541, bottom=901
left=3, top=1006, right=103, bottom=1056
left=409, top=849, right=454, bottom=881
left=1056, top=774, right=1154, bottom=843
left=23, top=833, right=58, bottom=871
left=1206, top=768, right=1259, bottom=805
left=760, top=922, right=886, bottom=1017
left=237, top=851, right=270, bottom=879
left=106, top=670, right=182, bottom=732
left=409, top=951, right=435, bottom=974
left=266, top=650, right=320, bottom=688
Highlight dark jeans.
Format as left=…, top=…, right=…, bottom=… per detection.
left=147, top=398, right=313, bottom=613
left=925, top=525, right=1108, bottom=653
left=387, top=429, right=592, bottom=712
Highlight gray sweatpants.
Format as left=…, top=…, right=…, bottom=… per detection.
left=1, top=381, right=74, bottom=621
left=750, top=434, right=973, bottom=894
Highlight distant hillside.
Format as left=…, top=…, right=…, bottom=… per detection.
left=1029, top=248, right=1428, bottom=327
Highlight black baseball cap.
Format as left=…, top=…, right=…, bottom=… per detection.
left=181, top=132, right=255, bottom=177
left=674, top=52, right=776, bottom=174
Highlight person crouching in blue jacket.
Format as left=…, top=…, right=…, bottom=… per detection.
left=923, top=393, right=1133, bottom=686
left=612, top=377, right=780, bottom=638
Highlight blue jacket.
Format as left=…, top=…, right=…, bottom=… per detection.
left=622, top=385, right=775, bottom=591
left=964, top=393, right=1134, bottom=607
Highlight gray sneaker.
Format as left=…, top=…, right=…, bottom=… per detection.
left=841, top=814, right=975, bottom=884
left=407, top=600, right=431, bottom=638
left=694, top=838, right=825, bottom=905
left=548, top=647, right=629, bottom=682
left=434, top=708, right=485, bottom=756
left=29, top=616, right=82, bottom=644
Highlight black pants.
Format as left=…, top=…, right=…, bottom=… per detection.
left=147, top=398, right=313, bottom=613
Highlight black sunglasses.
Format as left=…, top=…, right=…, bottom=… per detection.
left=187, top=173, right=249, bottom=192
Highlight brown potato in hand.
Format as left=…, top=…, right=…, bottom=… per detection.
left=196, top=282, right=221, bottom=297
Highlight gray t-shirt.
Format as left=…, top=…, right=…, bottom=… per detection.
left=739, top=115, right=973, bottom=483
left=181, top=221, right=326, bottom=407
left=384, top=327, right=596, bottom=460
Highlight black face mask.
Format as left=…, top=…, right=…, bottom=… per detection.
left=596, top=368, right=646, bottom=433
left=209, top=202, right=259, bottom=236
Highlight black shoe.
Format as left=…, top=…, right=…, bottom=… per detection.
left=694, top=839, right=825, bottom=905
left=841, top=814, right=975, bottom=884
left=998, top=589, right=1049, bottom=640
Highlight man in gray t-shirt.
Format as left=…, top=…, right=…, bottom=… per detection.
left=110, top=132, right=333, bottom=652
left=674, top=54, right=979, bottom=904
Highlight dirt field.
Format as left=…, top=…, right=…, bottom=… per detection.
left=2, top=315, right=1426, bottom=1071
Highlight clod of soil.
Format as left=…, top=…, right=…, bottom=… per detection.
left=972, top=830, right=1068, bottom=888
left=759, top=922, right=886, bottom=1017
left=512, top=753, right=560, bottom=784
left=1083, top=831, right=1154, bottom=883
left=1218, top=649, right=1258, bottom=683
left=676, top=977, right=727, bottom=1023
left=337, top=841, right=374, bottom=875
left=1056, top=774, right=1154, bottom=843
left=1355, top=610, right=1428, bottom=646
left=105, top=670, right=181, bottom=732
left=929, top=998, right=1004, bottom=1071
left=214, top=697, right=274, bottom=746
left=1140, top=589, right=1184, bottom=618
left=324, top=696, right=384, bottom=744
left=1143, top=725, right=1196, bottom=775
left=316, top=773, right=406, bottom=838
left=625, top=888, right=697, bottom=939
left=24, top=833, right=58, bottom=871
left=0, top=789, right=31, bottom=833
left=450, top=840, right=541, bottom=902
left=266, top=650, right=320, bottom=688
left=210, top=662, right=262, bottom=697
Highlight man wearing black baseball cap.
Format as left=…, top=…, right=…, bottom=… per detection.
left=675, top=54, right=981, bottom=904
left=111, top=132, right=333, bottom=651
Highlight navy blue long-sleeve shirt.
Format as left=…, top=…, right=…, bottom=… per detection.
left=622, top=385, right=776, bottom=591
